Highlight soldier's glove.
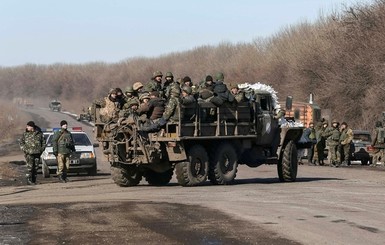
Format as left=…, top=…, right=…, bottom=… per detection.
left=139, top=122, right=161, bottom=133
left=158, top=117, right=167, bottom=127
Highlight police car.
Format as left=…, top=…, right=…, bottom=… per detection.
left=40, top=127, right=98, bottom=177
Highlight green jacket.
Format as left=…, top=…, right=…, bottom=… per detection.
left=323, top=127, right=341, bottom=146
left=52, top=129, right=75, bottom=155
left=19, top=129, right=45, bottom=155
left=163, top=96, right=182, bottom=122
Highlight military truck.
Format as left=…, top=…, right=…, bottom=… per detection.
left=49, top=100, right=61, bottom=112
left=93, top=83, right=304, bottom=187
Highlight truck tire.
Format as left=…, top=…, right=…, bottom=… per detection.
left=209, top=142, right=238, bottom=185
left=278, top=140, right=298, bottom=182
left=144, top=169, right=173, bottom=186
left=175, top=145, right=209, bottom=186
left=111, top=165, right=142, bottom=187
left=42, top=162, right=50, bottom=178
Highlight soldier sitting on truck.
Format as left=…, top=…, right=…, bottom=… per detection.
left=91, top=88, right=122, bottom=123
left=181, top=85, right=197, bottom=121
left=211, top=72, right=235, bottom=106
left=140, top=85, right=182, bottom=132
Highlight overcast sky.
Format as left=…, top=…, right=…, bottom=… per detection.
left=0, top=0, right=373, bottom=67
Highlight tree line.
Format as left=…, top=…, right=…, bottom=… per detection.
left=1, top=0, right=384, bottom=130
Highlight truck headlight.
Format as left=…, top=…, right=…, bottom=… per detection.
left=80, top=152, right=95, bottom=159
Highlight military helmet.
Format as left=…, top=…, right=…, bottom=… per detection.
left=215, top=72, right=224, bottom=81
left=126, top=99, right=139, bottom=107
left=375, top=121, right=383, bottom=127
left=125, top=86, right=134, bottom=93
left=139, top=93, right=150, bottom=101
left=182, top=85, right=192, bottom=95
left=153, top=71, right=163, bottom=78
left=109, top=88, right=117, bottom=94
left=332, top=119, right=339, bottom=124
left=133, top=82, right=143, bottom=91
left=165, top=72, right=174, bottom=78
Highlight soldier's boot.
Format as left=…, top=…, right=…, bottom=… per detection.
left=62, top=173, right=70, bottom=182
left=58, top=174, right=66, bottom=183
left=26, top=175, right=35, bottom=185
left=31, top=174, right=37, bottom=184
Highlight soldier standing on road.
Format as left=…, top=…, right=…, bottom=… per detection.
left=304, top=122, right=317, bottom=165
left=371, top=120, right=385, bottom=166
left=19, top=121, right=46, bottom=185
left=339, top=122, right=353, bottom=166
left=52, top=120, right=76, bottom=183
left=323, top=119, right=341, bottom=167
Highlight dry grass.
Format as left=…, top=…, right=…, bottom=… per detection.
left=0, top=0, right=384, bottom=130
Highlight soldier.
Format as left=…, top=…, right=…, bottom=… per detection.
left=140, top=85, right=182, bottom=132
left=19, top=121, right=46, bottom=185
left=147, top=91, right=166, bottom=120
left=181, top=85, right=197, bottom=121
left=183, top=76, right=193, bottom=88
left=163, top=72, right=174, bottom=96
left=304, top=122, right=317, bottom=165
left=120, top=86, right=138, bottom=117
left=211, top=72, right=235, bottom=106
left=371, top=120, right=385, bottom=166
left=230, top=84, right=246, bottom=103
left=92, top=88, right=122, bottom=123
left=199, top=75, right=215, bottom=91
left=144, top=71, right=163, bottom=93
left=52, top=120, right=76, bottom=183
left=339, top=122, right=353, bottom=166
left=323, top=119, right=341, bottom=167
left=133, top=82, right=144, bottom=95
left=137, top=92, right=151, bottom=117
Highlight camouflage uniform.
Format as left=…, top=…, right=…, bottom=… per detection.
left=52, top=122, right=76, bottom=182
left=315, top=122, right=328, bottom=165
left=19, top=122, right=45, bottom=184
left=144, top=71, right=163, bottom=94
left=339, top=122, right=353, bottom=165
left=371, top=121, right=385, bottom=166
left=323, top=120, right=341, bottom=167
left=92, top=89, right=122, bottom=123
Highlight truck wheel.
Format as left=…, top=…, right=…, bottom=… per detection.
left=42, top=162, right=50, bottom=178
left=144, top=169, right=173, bottom=186
left=361, top=159, right=369, bottom=165
left=111, top=165, right=142, bottom=187
left=209, top=142, right=238, bottom=185
left=278, top=141, right=298, bottom=182
left=175, top=145, right=209, bottom=186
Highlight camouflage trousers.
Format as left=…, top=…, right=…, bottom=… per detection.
left=25, top=153, right=40, bottom=181
left=339, top=144, right=350, bottom=162
left=57, top=153, right=70, bottom=176
left=329, top=144, right=341, bottom=165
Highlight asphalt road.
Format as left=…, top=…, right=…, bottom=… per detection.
left=1, top=106, right=385, bottom=244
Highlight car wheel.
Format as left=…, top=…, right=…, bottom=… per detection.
left=42, top=162, right=50, bottom=178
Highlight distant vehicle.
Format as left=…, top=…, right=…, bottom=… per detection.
left=49, top=100, right=61, bottom=111
left=77, top=113, right=92, bottom=122
left=350, top=130, right=372, bottom=165
left=24, top=100, right=34, bottom=109
left=40, top=127, right=99, bottom=177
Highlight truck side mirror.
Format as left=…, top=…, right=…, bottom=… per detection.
left=285, top=96, right=293, bottom=111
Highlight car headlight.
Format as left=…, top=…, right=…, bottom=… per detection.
left=80, top=152, right=95, bottom=159
left=44, top=154, right=56, bottom=160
